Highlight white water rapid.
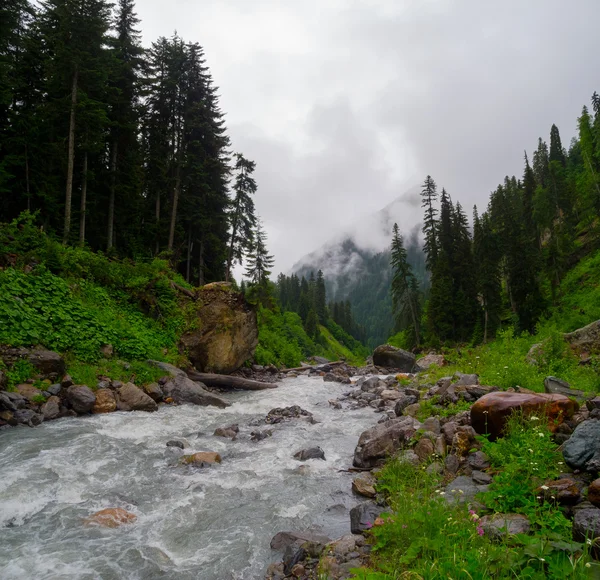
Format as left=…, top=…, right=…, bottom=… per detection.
left=0, top=375, right=378, bottom=579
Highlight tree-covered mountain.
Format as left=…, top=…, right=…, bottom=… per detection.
left=291, top=192, right=427, bottom=349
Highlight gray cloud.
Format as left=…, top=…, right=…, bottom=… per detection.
left=136, top=0, right=600, bottom=273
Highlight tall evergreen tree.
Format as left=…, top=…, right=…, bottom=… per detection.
left=244, top=219, right=274, bottom=286
left=226, top=153, right=257, bottom=281
left=390, top=223, right=420, bottom=346
left=420, top=175, right=439, bottom=270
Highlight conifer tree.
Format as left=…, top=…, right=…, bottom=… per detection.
left=420, top=175, right=439, bottom=270
left=226, top=153, right=257, bottom=281
left=390, top=223, right=420, bottom=346
left=315, top=270, right=327, bottom=323
left=244, top=219, right=274, bottom=286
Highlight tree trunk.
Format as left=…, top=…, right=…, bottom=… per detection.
left=186, top=228, right=192, bottom=282
left=25, top=144, right=30, bottom=211
left=107, top=141, right=118, bottom=249
left=168, top=163, right=181, bottom=250
left=483, top=306, right=489, bottom=344
left=186, top=371, right=277, bottom=390
left=79, top=150, right=88, bottom=245
left=225, top=210, right=239, bottom=282
left=63, top=67, right=78, bottom=244
left=155, top=191, right=160, bottom=255
left=198, top=239, right=205, bottom=286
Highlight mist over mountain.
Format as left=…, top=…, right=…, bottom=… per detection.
left=291, top=187, right=427, bottom=348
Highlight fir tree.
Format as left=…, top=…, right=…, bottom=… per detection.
left=244, top=219, right=274, bottom=287
left=420, top=175, right=439, bottom=270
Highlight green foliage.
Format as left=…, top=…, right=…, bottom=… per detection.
left=5, top=359, right=35, bottom=390
left=415, top=397, right=472, bottom=421
left=355, top=422, right=592, bottom=580
left=66, top=358, right=165, bottom=388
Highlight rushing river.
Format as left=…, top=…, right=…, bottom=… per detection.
left=0, top=375, right=378, bottom=579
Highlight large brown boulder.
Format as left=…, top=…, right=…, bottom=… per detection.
left=179, top=283, right=258, bottom=374
left=471, top=391, right=578, bottom=440
left=116, top=383, right=158, bottom=412
left=372, top=345, right=416, bottom=372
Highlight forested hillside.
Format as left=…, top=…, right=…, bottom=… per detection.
left=388, top=93, right=600, bottom=350
left=0, top=0, right=252, bottom=285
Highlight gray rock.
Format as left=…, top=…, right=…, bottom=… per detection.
left=573, top=505, right=600, bottom=543
left=41, top=396, right=61, bottom=421
left=361, top=377, right=383, bottom=392
left=422, top=417, right=441, bottom=435
left=147, top=360, right=187, bottom=377
left=467, top=451, right=490, bottom=471
left=143, top=382, right=164, bottom=402
left=480, top=514, right=530, bottom=539
left=47, top=383, right=62, bottom=396
left=250, top=429, right=273, bottom=441
left=563, top=419, right=600, bottom=471
left=13, top=409, right=43, bottom=426
left=471, top=470, right=493, bottom=485
left=353, top=416, right=421, bottom=468
left=294, top=447, right=325, bottom=461
left=372, top=345, right=416, bottom=372
left=116, top=383, right=158, bottom=412
left=162, top=374, right=229, bottom=408
left=350, top=502, right=386, bottom=534
left=544, top=376, right=586, bottom=399
left=270, top=531, right=331, bottom=551
left=394, top=394, right=419, bottom=416
left=453, top=373, right=479, bottom=386
left=66, top=385, right=96, bottom=414
left=445, top=454, right=460, bottom=474
left=361, top=392, right=377, bottom=402
left=445, top=475, right=488, bottom=504
left=166, top=440, right=185, bottom=449
left=0, top=392, right=18, bottom=412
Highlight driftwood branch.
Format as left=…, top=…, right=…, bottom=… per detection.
left=281, top=360, right=345, bottom=373
left=187, top=371, right=277, bottom=390
left=170, top=281, right=196, bottom=299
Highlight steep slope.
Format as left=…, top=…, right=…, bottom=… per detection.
left=291, top=188, right=426, bottom=348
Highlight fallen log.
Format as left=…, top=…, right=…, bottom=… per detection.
left=187, top=371, right=277, bottom=390
left=281, top=360, right=345, bottom=373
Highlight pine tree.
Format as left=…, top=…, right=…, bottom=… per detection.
left=226, top=153, right=257, bottom=281
left=314, top=269, right=327, bottom=323
left=390, top=223, right=420, bottom=346
left=421, top=175, right=439, bottom=270
left=244, top=219, right=274, bottom=286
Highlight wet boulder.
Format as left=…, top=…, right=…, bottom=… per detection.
left=293, top=447, right=325, bottom=461
left=41, top=396, right=61, bottom=420
left=84, top=507, right=137, bottom=528
left=350, top=502, right=387, bottom=534
left=214, top=424, right=239, bottom=439
left=563, top=419, right=600, bottom=471
left=162, top=374, right=229, bottom=408
left=353, top=416, right=421, bottom=468
left=266, top=405, right=312, bottom=424
left=92, top=388, right=117, bottom=414
left=471, top=391, right=578, bottom=440
left=116, top=383, right=158, bottom=412
left=250, top=429, right=272, bottom=441
left=181, top=451, right=222, bottom=466
left=66, top=385, right=96, bottom=414
left=178, top=283, right=258, bottom=374
left=372, top=345, right=416, bottom=372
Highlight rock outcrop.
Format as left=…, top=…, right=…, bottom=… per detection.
left=372, top=345, right=416, bottom=372
left=0, top=346, right=65, bottom=376
left=162, top=374, right=229, bottom=408
left=179, top=282, right=258, bottom=374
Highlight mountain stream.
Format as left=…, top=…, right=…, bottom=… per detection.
left=0, top=375, right=378, bottom=579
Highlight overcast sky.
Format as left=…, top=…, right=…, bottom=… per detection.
left=136, top=0, right=600, bottom=273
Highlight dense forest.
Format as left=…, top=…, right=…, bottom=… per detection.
left=390, top=95, right=600, bottom=349
left=0, top=0, right=262, bottom=285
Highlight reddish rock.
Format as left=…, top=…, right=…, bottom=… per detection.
left=471, top=391, right=578, bottom=440
left=92, top=389, right=117, bottom=414
left=537, top=478, right=582, bottom=505
left=588, top=479, right=600, bottom=507
left=181, top=452, right=222, bottom=465
left=84, top=507, right=137, bottom=528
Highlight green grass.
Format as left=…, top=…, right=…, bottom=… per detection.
left=66, top=358, right=166, bottom=388
left=354, top=415, right=595, bottom=579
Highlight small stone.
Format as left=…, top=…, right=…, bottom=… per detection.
left=588, top=479, right=600, bottom=507
left=350, top=502, right=387, bottom=534
left=414, top=437, right=435, bottom=462
left=352, top=474, right=376, bottom=498
left=291, top=563, right=305, bottom=577
left=166, top=440, right=185, bottom=449
left=403, top=403, right=421, bottom=417
left=445, top=454, right=460, bottom=474
left=41, top=396, right=61, bottom=420
left=426, top=461, right=444, bottom=475
left=84, top=507, right=137, bottom=528
left=467, top=451, right=490, bottom=471
left=471, top=470, right=492, bottom=485
left=422, top=417, right=441, bottom=435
